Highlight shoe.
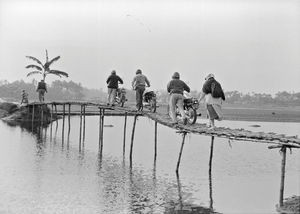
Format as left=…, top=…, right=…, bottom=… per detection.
left=111, top=104, right=115, bottom=107
left=183, top=118, right=188, bottom=125
left=107, top=103, right=110, bottom=106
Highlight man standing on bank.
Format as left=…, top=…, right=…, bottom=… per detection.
left=167, top=72, right=190, bottom=125
left=106, top=70, right=123, bottom=106
left=198, top=73, right=225, bottom=129
left=131, top=69, right=151, bottom=111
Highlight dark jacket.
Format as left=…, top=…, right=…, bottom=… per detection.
left=37, top=81, right=47, bottom=92
left=202, top=78, right=225, bottom=100
left=167, top=79, right=190, bottom=95
left=106, top=74, right=123, bottom=89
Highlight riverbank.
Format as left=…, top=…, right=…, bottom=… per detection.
left=156, top=103, right=300, bottom=123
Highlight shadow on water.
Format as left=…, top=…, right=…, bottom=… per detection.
left=5, top=120, right=48, bottom=141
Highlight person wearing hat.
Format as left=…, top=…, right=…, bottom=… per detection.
left=167, top=72, right=190, bottom=125
left=131, top=69, right=150, bottom=111
left=106, top=70, right=123, bottom=106
left=198, top=73, right=225, bottom=129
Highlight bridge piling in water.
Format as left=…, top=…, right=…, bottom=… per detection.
left=176, top=132, right=187, bottom=173
left=279, top=146, right=287, bottom=207
left=130, top=115, right=138, bottom=168
left=99, top=108, right=102, bottom=149
left=68, top=104, right=71, bottom=124
left=209, top=136, right=215, bottom=209
left=123, top=112, right=128, bottom=156
left=268, top=144, right=299, bottom=208
left=62, top=104, right=65, bottom=143
left=154, top=122, right=158, bottom=162
left=83, top=105, right=86, bottom=142
left=79, top=105, right=83, bottom=145
left=100, top=109, right=105, bottom=154
left=54, top=104, right=58, bottom=126
left=67, top=104, right=71, bottom=144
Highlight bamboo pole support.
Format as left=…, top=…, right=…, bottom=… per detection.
left=129, top=115, right=138, bottom=168
left=83, top=105, right=86, bottom=142
left=154, top=121, right=158, bottom=162
left=50, top=103, right=53, bottom=122
left=100, top=109, right=105, bottom=154
left=68, top=104, right=71, bottom=132
left=68, top=104, right=71, bottom=125
left=176, top=132, right=187, bottom=173
left=50, top=104, right=53, bottom=141
left=209, top=136, right=215, bottom=209
left=123, top=112, right=128, bottom=156
left=99, top=108, right=102, bottom=149
left=279, top=146, right=287, bottom=207
left=62, top=104, right=65, bottom=143
left=67, top=104, right=71, bottom=145
left=79, top=105, right=83, bottom=145
left=54, top=104, right=58, bottom=125
left=176, top=173, right=183, bottom=210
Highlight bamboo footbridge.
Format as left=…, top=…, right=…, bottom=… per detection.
left=23, top=101, right=300, bottom=208
left=26, top=101, right=300, bottom=149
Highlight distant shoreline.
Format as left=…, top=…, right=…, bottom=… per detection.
left=157, top=103, right=300, bottom=123
left=1, top=101, right=300, bottom=123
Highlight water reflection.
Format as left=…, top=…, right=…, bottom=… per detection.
left=4, top=118, right=220, bottom=213
left=4, top=116, right=298, bottom=213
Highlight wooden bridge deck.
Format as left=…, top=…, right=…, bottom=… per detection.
left=145, top=112, right=300, bottom=148
left=27, top=101, right=300, bottom=148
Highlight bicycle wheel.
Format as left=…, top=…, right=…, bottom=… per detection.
left=186, top=108, right=197, bottom=124
left=150, top=99, right=157, bottom=113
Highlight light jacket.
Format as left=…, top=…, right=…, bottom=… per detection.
left=132, top=74, right=150, bottom=89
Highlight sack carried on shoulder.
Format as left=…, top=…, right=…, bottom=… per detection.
left=211, top=81, right=225, bottom=100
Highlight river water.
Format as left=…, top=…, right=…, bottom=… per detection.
left=0, top=116, right=299, bottom=214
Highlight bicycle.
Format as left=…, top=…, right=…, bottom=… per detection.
left=176, top=97, right=199, bottom=124
left=115, top=88, right=127, bottom=107
left=142, top=90, right=157, bottom=113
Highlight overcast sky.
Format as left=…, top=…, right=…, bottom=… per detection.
left=0, top=0, right=299, bottom=94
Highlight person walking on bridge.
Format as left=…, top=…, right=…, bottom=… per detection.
left=37, top=79, right=47, bottom=103
left=106, top=70, right=123, bottom=106
left=198, top=73, right=225, bottom=129
left=167, top=72, right=190, bottom=125
left=20, top=90, right=29, bottom=105
left=131, top=69, right=150, bottom=111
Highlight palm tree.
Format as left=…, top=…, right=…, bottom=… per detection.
left=25, top=50, right=68, bottom=81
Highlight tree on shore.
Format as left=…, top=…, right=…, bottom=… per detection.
left=25, top=50, right=68, bottom=81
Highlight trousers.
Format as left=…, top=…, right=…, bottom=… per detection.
left=169, top=93, right=186, bottom=122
